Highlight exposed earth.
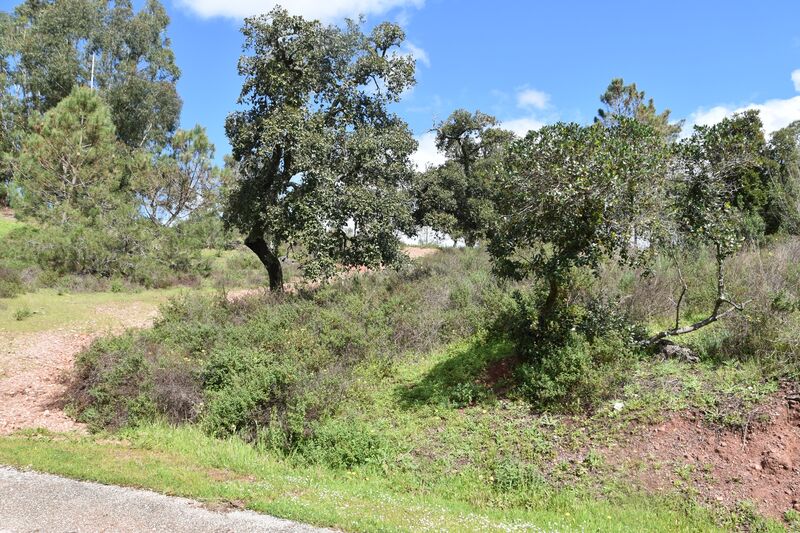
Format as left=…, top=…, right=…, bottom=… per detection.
left=0, top=301, right=159, bottom=436
left=603, top=388, right=800, bottom=520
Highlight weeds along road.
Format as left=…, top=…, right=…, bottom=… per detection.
left=0, top=466, right=331, bottom=532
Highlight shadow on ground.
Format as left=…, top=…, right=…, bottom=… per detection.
left=396, top=339, right=521, bottom=408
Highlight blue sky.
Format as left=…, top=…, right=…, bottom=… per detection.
left=6, top=0, right=800, bottom=167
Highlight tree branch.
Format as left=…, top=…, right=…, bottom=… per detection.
left=647, top=243, right=749, bottom=345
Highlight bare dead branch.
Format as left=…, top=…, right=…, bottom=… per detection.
left=647, top=243, right=749, bottom=345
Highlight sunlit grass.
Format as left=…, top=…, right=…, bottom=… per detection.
left=0, top=216, right=21, bottom=239
left=0, top=424, right=734, bottom=533
left=0, top=287, right=185, bottom=334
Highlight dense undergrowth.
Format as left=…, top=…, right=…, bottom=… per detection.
left=70, top=249, right=499, bottom=438
left=65, top=242, right=800, bottom=530
left=71, top=240, right=800, bottom=434
left=0, top=213, right=282, bottom=298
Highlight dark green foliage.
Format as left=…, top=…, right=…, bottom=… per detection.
left=764, top=121, right=800, bottom=234
left=491, top=119, right=667, bottom=284
left=15, top=86, right=125, bottom=222
left=70, top=250, right=499, bottom=456
left=224, top=8, right=417, bottom=289
left=489, top=118, right=667, bottom=355
left=0, top=265, right=24, bottom=298
left=2, top=87, right=220, bottom=292
left=70, top=336, right=159, bottom=429
left=8, top=0, right=181, bottom=148
left=0, top=211, right=210, bottom=289
left=516, top=331, right=637, bottom=413
left=491, top=287, right=642, bottom=412
left=0, top=12, right=21, bottom=191
left=294, top=419, right=392, bottom=469
left=412, top=109, right=513, bottom=246
left=675, top=111, right=781, bottom=245
left=174, top=210, right=232, bottom=251
left=595, top=78, right=683, bottom=141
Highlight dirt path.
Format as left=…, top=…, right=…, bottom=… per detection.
left=0, top=302, right=159, bottom=436
left=0, top=246, right=441, bottom=436
left=0, top=466, right=331, bottom=532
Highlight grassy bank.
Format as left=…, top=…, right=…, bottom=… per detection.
left=0, top=215, right=20, bottom=240
left=3, top=245, right=798, bottom=531
left=0, top=405, right=738, bottom=533
left=0, top=332, right=784, bottom=531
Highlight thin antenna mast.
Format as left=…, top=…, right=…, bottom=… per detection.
left=90, top=53, right=95, bottom=91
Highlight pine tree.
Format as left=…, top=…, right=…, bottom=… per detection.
left=16, top=86, right=124, bottom=221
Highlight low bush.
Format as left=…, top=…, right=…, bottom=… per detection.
left=13, top=305, right=33, bottom=321
left=516, top=330, right=637, bottom=413
left=70, top=249, right=501, bottom=460
left=294, top=418, right=393, bottom=469
left=0, top=266, right=24, bottom=298
left=489, top=279, right=644, bottom=412
left=0, top=212, right=213, bottom=292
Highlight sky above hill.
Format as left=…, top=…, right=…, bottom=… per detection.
left=6, top=0, right=800, bottom=168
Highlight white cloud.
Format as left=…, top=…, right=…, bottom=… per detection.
left=178, top=0, right=424, bottom=21
left=516, top=88, right=550, bottom=110
left=682, top=70, right=800, bottom=136
left=686, top=95, right=800, bottom=136
left=500, top=116, right=546, bottom=137
left=411, top=131, right=445, bottom=171
left=792, top=69, right=800, bottom=91
left=403, top=42, right=430, bottom=68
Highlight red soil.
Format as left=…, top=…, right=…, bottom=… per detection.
left=603, top=387, right=800, bottom=519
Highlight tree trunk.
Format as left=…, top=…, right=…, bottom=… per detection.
left=538, top=277, right=561, bottom=332
left=244, top=230, right=283, bottom=292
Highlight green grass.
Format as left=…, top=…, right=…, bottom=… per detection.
left=0, top=216, right=20, bottom=239
left=0, top=248, right=271, bottom=334
left=0, top=424, right=731, bottom=532
left=0, top=287, right=186, bottom=334
left=2, top=337, right=783, bottom=531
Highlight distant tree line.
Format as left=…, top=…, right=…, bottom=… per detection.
left=0, top=0, right=231, bottom=287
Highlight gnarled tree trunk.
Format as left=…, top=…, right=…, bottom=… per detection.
left=538, top=276, right=561, bottom=332
left=244, top=229, right=283, bottom=292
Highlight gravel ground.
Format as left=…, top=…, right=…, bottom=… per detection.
left=0, top=467, right=332, bottom=532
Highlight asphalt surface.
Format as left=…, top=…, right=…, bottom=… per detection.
left=0, top=467, right=331, bottom=532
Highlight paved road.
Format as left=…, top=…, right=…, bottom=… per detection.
left=0, top=467, right=331, bottom=532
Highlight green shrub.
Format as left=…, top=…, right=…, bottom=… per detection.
left=0, top=266, right=24, bottom=298
left=70, top=249, right=499, bottom=450
left=518, top=330, right=637, bottom=413
left=0, top=182, right=9, bottom=207
left=13, top=305, right=33, bottom=321
left=295, top=418, right=392, bottom=469
left=490, top=458, right=545, bottom=493
left=70, top=337, right=159, bottom=429
left=490, top=280, right=643, bottom=413
left=785, top=509, right=800, bottom=530
left=0, top=211, right=211, bottom=291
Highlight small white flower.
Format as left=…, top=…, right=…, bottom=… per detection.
left=613, top=401, right=624, bottom=411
